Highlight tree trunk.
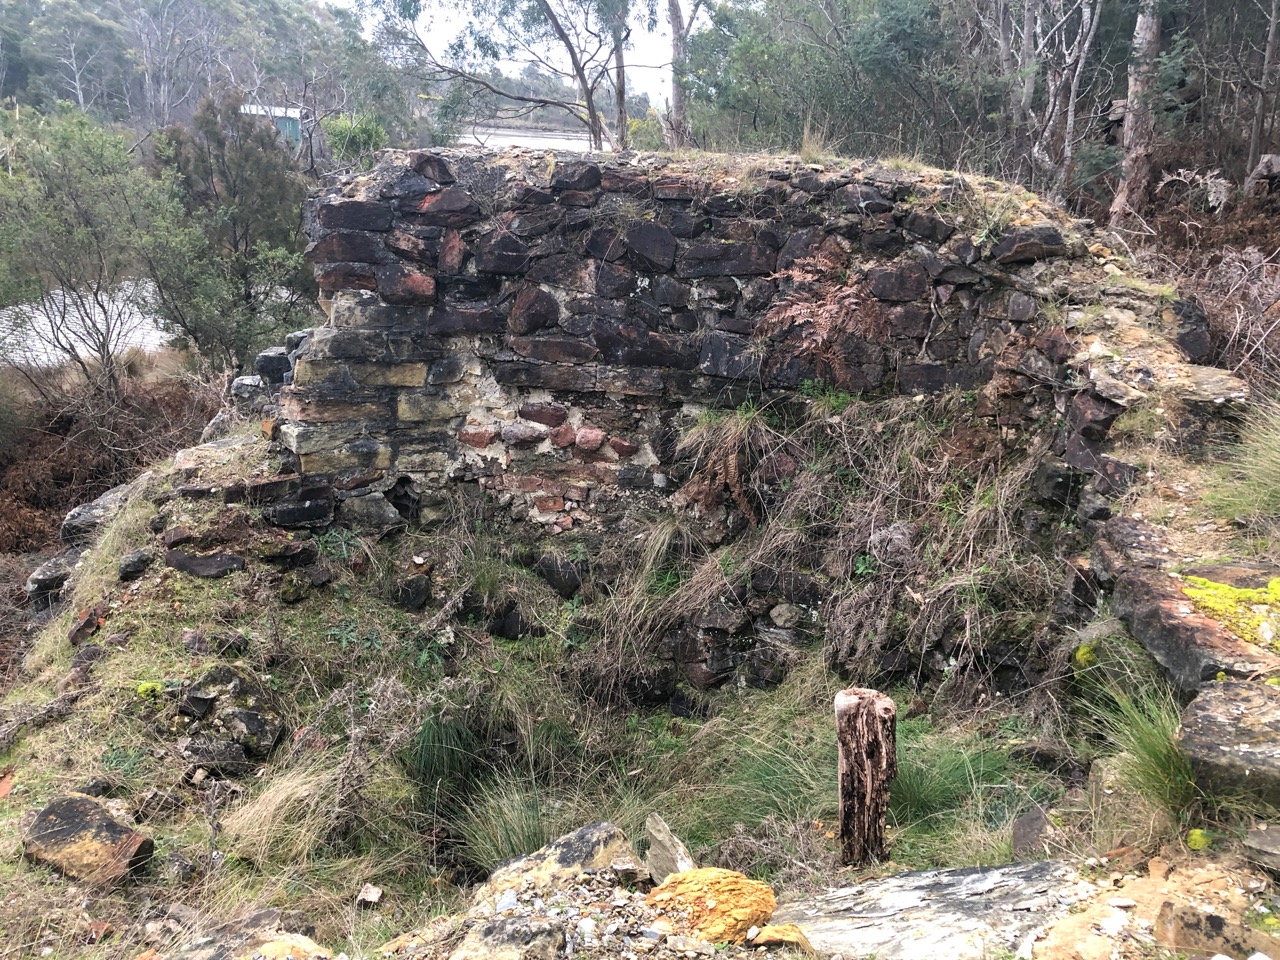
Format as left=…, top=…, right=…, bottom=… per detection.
left=835, top=687, right=897, bottom=866
left=1249, top=0, right=1280, bottom=176
left=1110, top=0, right=1160, bottom=225
left=666, top=0, right=689, bottom=148
left=613, top=23, right=628, bottom=151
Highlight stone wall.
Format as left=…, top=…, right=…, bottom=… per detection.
left=279, top=148, right=1103, bottom=529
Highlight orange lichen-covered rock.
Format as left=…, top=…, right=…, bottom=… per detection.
left=646, top=867, right=776, bottom=944
left=23, top=794, right=153, bottom=886
left=750, top=923, right=817, bottom=955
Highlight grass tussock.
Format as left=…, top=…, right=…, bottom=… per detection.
left=1207, top=402, right=1280, bottom=518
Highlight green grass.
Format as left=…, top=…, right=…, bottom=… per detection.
left=1207, top=403, right=1280, bottom=518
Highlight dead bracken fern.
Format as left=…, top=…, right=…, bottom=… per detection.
left=755, top=250, right=889, bottom=388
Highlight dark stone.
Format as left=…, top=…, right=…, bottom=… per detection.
left=258, top=538, right=319, bottom=567
left=667, top=210, right=712, bottom=239
left=428, top=304, right=506, bottom=336
left=488, top=604, right=532, bottom=640
left=699, top=332, right=759, bottom=379
left=1032, top=457, right=1082, bottom=507
left=475, top=230, right=531, bottom=273
left=376, top=264, right=437, bottom=305
left=279, top=572, right=310, bottom=603
left=1171, top=298, right=1213, bottom=362
left=593, top=319, right=697, bottom=369
left=379, top=170, right=439, bottom=202
left=1011, top=807, right=1052, bottom=859
left=339, top=493, right=407, bottom=537
left=404, top=186, right=481, bottom=226
left=305, top=231, right=384, bottom=264
left=493, top=362, right=598, bottom=392
left=551, top=161, right=601, bottom=191
left=586, top=227, right=626, bottom=261
left=839, top=184, right=894, bottom=214
left=409, top=151, right=456, bottom=183
left=316, top=199, right=392, bottom=232
left=676, top=242, right=775, bottom=279
left=23, top=795, right=153, bottom=885
left=180, top=665, right=283, bottom=761
left=990, top=226, right=1067, bottom=264
left=429, top=356, right=468, bottom=385
left=860, top=229, right=906, bottom=255
left=904, top=212, right=955, bottom=243
left=263, top=485, right=335, bottom=529
left=118, top=549, right=152, bottom=582
left=559, top=189, right=598, bottom=207
left=508, top=284, right=561, bottom=334
left=71, top=644, right=107, bottom=670
left=1076, top=488, right=1112, bottom=524
left=385, top=229, right=439, bottom=265
left=625, top=222, right=678, bottom=271
left=25, top=554, right=76, bottom=604
left=534, top=554, right=583, bottom=600
left=510, top=336, right=599, bottom=364
left=501, top=422, right=547, bottom=447
left=509, top=206, right=564, bottom=237
left=397, top=574, right=432, bottom=611
left=254, top=346, right=292, bottom=384
left=1094, top=457, right=1140, bottom=497
left=869, top=262, right=929, bottom=302
left=164, top=550, right=245, bottom=579
left=177, top=737, right=252, bottom=778
left=594, top=261, right=636, bottom=297
left=1179, top=682, right=1280, bottom=805
left=897, top=362, right=948, bottom=394
left=1069, top=391, right=1123, bottom=441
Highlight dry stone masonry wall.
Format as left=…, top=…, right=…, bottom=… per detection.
left=280, top=148, right=1120, bottom=528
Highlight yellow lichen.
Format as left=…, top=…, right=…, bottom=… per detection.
left=1186, top=828, right=1213, bottom=851
left=1073, top=643, right=1099, bottom=671
left=1181, top=576, right=1280, bottom=648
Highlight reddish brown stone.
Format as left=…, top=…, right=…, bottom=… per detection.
left=575, top=427, right=606, bottom=451
left=23, top=795, right=154, bottom=886
left=385, top=229, right=438, bottom=265
left=551, top=161, right=601, bottom=191
left=306, top=232, right=383, bottom=263
left=314, top=263, right=376, bottom=291
left=502, top=423, right=546, bottom=447
left=595, top=261, right=636, bottom=297
left=438, top=229, right=466, bottom=274
left=510, top=336, right=599, bottom=364
left=609, top=436, right=639, bottom=457
left=676, top=242, right=775, bottom=279
left=600, top=169, right=651, bottom=196
left=458, top=426, right=500, bottom=448
left=535, top=496, right=565, bottom=512
left=376, top=265, right=437, bottom=305
left=520, top=402, right=569, bottom=427
left=550, top=424, right=577, bottom=448
left=653, top=177, right=699, bottom=200
left=509, top=284, right=561, bottom=334
left=626, top=222, right=678, bottom=271
left=404, top=186, right=480, bottom=226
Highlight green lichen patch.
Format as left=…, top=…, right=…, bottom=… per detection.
left=1182, top=576, right=1280, bottom=648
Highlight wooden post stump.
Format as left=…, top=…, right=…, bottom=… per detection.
left=834, top=687, right=897, bottom=866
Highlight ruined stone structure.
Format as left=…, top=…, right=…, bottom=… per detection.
left=278, top=149, right=1136, bottom=529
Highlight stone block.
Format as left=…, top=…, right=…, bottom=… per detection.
left=385, top=228, right=440, bottom=265
left=676, top=241, right=776, bottom=278
left=586, top=227, right=626, bottom=261
left=838, top=183, right=894, bottom=214
left=316, top=199, right=393, bottom=231
left=520, top=402, right=569, bottom=427
left=306, top=231, right=385, bottom=264
left=597, top=366, right=665, bottom=395
left=315, top=263, right=376, bottom=292
left=510, top=336, right=599, bottom=364
left=551, top=161, right=601, bottom=191
left=408, top=151, right=456, bottom=183
left=626, top=222, right=678, bottom=271
left=428, top=304, right=506, bottom=336
left=376, top=265, right=437, bottom=305
left=493, top=362, right=599, bottom=392
left=1179, top=682, right=1280, bottom=805
left=24, top=795, right=154, bottom=885
left=403, top=186, right=480, bottom=226
left=397, top=393, right=463, bottom=423
left=475, top=230, right=531, bottom=273
left=698, top=332, right=759, bottom=379
left=990, top=225, right=1067, bottom=264
left=868, top=262, right=928, bottom=301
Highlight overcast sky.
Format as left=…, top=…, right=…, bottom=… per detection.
left=349, top=2, right=682, bottom=107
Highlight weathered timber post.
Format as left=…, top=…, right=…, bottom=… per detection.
left=835, top=687, right=897, bottom=866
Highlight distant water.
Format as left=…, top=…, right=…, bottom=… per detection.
left=457, top=125, right=594, bottom=151
left=0, top=281, right=168, bottom=367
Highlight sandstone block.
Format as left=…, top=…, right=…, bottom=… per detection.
left=647, top=867, right=776, bottom=944
left=24, top=795, right=153, bottom=885
left=1179, top=681, right=1280, bottom=805
left=475, top=230, right=531, bottom=273
left=428, top=304, right=505, bottom=336
left=868, top=262, right=928, bottom=301
left=991, top=225, right=1067, bottom=264
left=508, top=284, right=561, bottom=334
left=314, top=263, right=376, bottom=291
left=305, top=231, right=385, bottom=264
left=510, top=336, right=599, bottom=364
